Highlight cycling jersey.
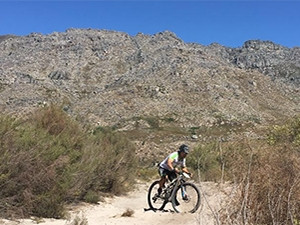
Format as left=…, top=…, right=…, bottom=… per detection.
left=159, top=151, right=186, bottom=171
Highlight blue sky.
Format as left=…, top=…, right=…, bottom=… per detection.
left=0, top=1, right=299, bottom=48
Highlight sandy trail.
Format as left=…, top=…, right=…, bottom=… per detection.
left=1, top=181, right=229, bottom=225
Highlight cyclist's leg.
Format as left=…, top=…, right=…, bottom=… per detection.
left=167, top=170, right=179, bottom=205
left=167, top=170, right=177, bottom=182
left=158, top=167, right=168, bottom=194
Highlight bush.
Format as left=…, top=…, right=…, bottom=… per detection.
left=221, top=145, right=300, bottom=225
left=136, top=167, right=158, bottom=181
left=0, top=115, right=68, bottom=218
left=0, top=105, right=137, bottom=219
left=74, top=127, right=137, bottom=196
left=188, top=142, right=222, bottom=181
left=268, top=115, right=300, bottom=146
left=188, top=140, right=251, bottom=182
left=220, top=116, right=300, bottom=225
left=189, top=126, right=300, bottom=224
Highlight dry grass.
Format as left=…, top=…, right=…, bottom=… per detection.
left=191, top=116, right=300, bottom=225
left=220, top=144, right=300, bottom=225
left=67, top=213, right=88, bottom=225
left=218, top=117, right=300, bottom=225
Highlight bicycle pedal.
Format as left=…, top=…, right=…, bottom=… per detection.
left=152, top=194, right=158, bottom=201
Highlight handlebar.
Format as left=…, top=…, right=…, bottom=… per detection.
left=179, top=171, right=191, bottom=179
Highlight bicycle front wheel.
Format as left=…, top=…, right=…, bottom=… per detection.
left=171, top=182, right=201, bottom=213
left=147, top=180, right=167, bottom=211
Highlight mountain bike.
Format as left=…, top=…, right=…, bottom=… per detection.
left=147, top=172, right=201, bottom=213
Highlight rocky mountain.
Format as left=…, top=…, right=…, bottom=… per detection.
left=0, top=29, right=299, bottom=131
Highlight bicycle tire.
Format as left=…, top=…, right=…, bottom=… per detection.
left=147, top=180, right=167, bottom=210
left=171, top=182, right=201, bottom=213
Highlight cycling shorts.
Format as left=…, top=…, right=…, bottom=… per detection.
left=158, top=167, right=177, bottom=182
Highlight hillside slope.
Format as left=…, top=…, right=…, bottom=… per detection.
left=0, top=29, right=299, bottom=129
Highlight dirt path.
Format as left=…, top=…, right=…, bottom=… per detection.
left=1, top=181, right=229, bottom=225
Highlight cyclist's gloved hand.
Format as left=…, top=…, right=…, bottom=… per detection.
left=173, top=168, right=180, bottom=173
left=184, top=171, right=192, bottom=177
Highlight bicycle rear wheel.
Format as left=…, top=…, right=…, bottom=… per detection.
left=171, top=182, right=201, bottom=213
left=147, top=180, right=167, bottom=210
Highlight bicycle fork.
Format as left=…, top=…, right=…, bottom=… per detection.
left=181, top=185, right=186, bottom=198
left=170, top=179, right=186, bottom=201
left=179, top=181, right=190, bottom=202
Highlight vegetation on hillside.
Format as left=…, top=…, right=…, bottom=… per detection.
left=1, top=103, right=299, bottom=224
left=0, top=105, right=137, bottom=219
left=188, top=116, right=300, bottom=225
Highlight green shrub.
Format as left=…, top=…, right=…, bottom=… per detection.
left=0, top=105, right=137, bottom=219
left=75, top=127, right=137, bottom=195
left=188, top=142, right=221, bottom=181
left=144, top=116, right=160, bottom=129
left=188, top=140, right=252, bottom=182
left=137, top=167, right=158, bottom=181
left=268, top=115, right=300, bottom=146
left=0, top=118, right=69, bottom=218
left=83, top=190, right=99, bottom=204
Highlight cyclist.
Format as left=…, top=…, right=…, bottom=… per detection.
left=157, top=144, right=191, bottom=197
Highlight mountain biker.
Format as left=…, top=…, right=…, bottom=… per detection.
left=157, top=144, right=191, bottom=196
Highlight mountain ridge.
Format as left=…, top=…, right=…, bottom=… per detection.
left=0, top=29, right=299, bottom=129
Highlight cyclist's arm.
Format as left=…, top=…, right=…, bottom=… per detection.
left=182, top=167, right=192, bottom=177
left=182, top=167, right=189, bottom=174
left=167, top=152, right=180, bottom=173
left=181, top=158, right=189, bottom=174
left=167, top=157, right=176, bottom=171
left=167, top=158, right=180, bottom=173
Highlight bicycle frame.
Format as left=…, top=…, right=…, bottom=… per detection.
left=163, top=172, right=188, bottom=202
